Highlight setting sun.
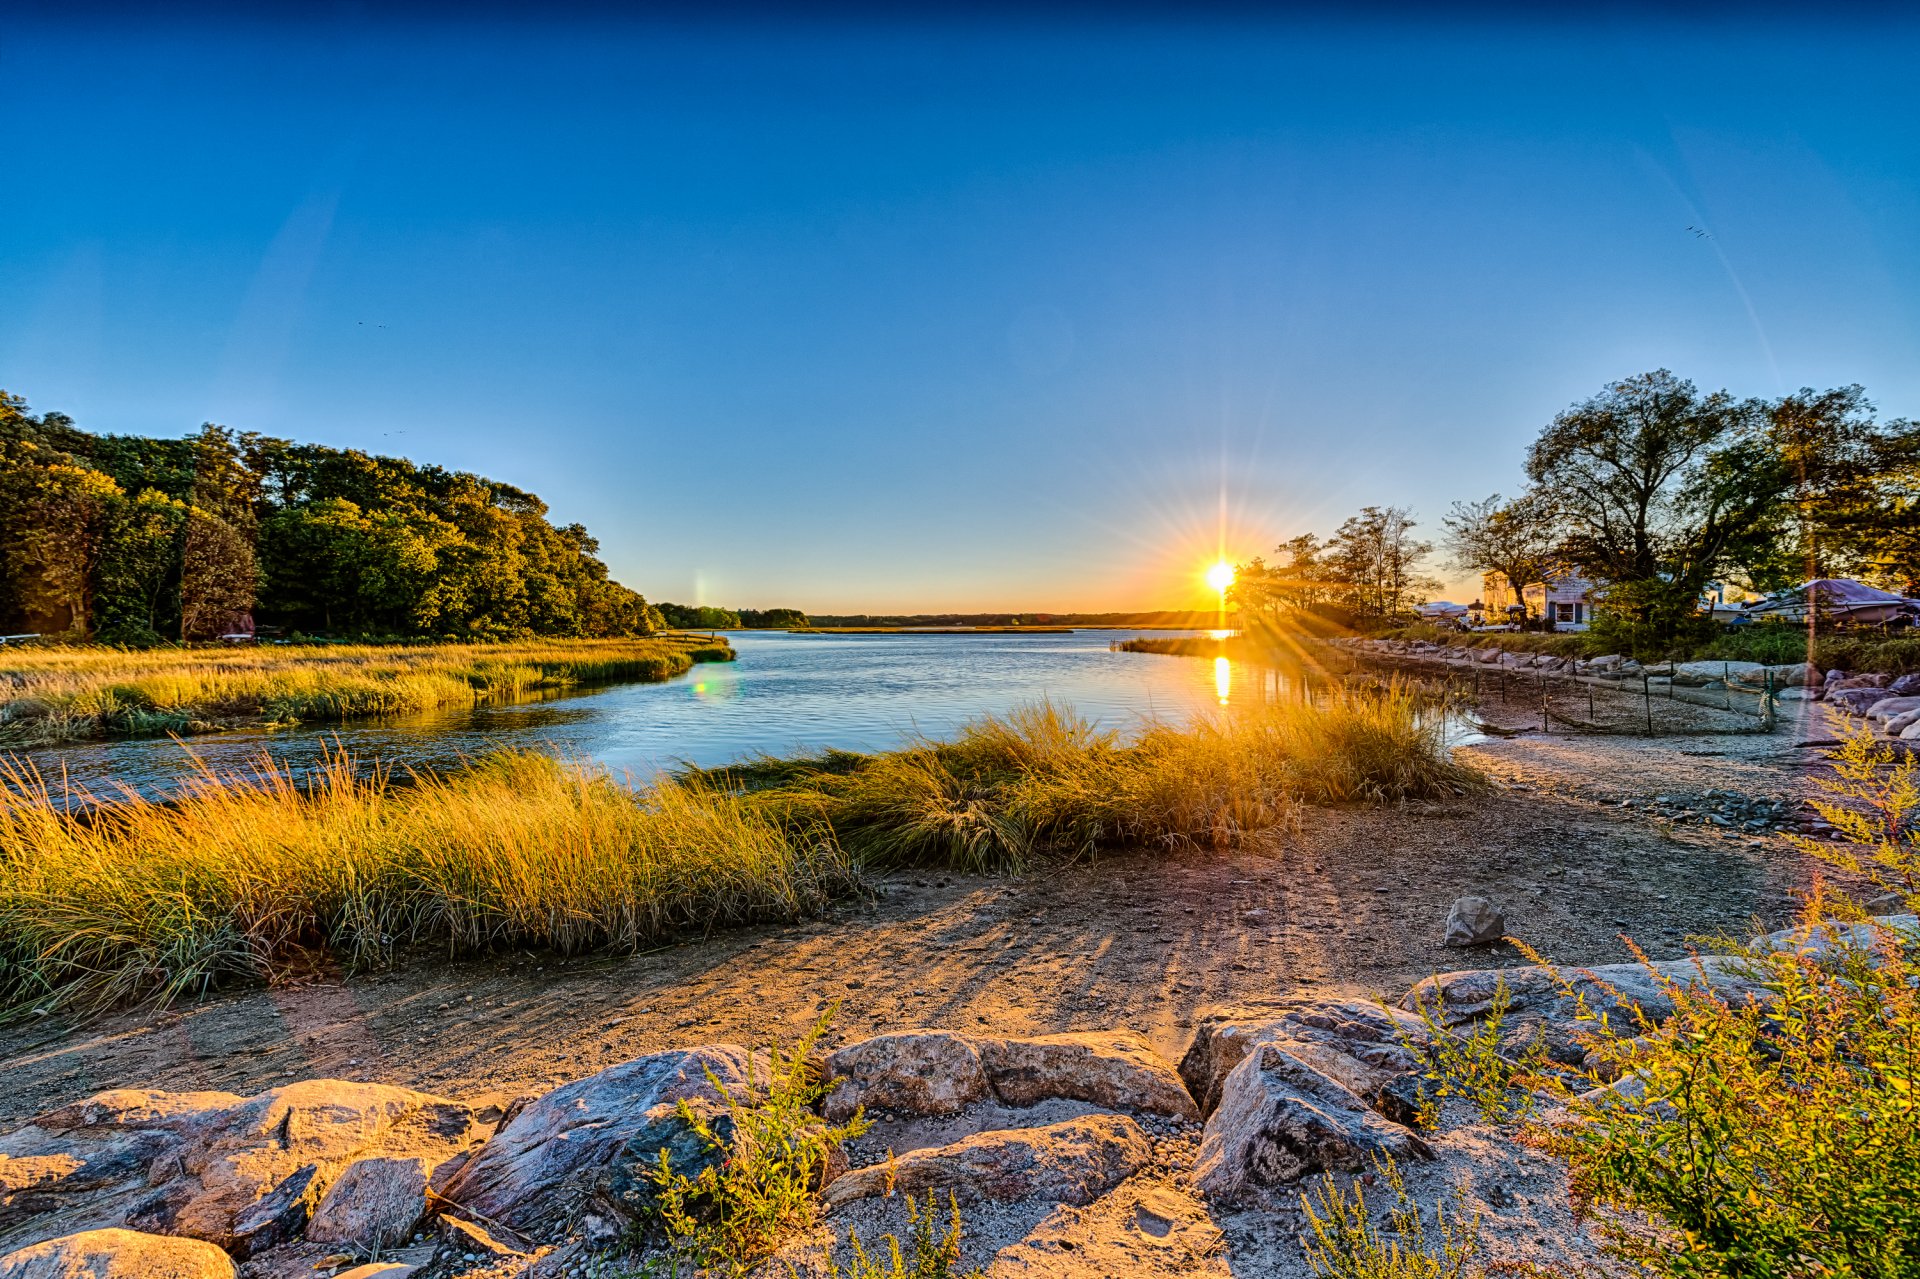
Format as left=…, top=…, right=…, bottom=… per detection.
left=1205, top=561, right=1236, bottom=594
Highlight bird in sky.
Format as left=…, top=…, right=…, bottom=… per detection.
left=1687, top=225, right=1713, bottom=238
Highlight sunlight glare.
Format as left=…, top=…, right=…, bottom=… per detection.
left=1206, top=561, right=1235, bottom=594
left=1214, top=655, right=1231, bottom=705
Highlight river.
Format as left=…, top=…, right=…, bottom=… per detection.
left=15, top=629, right=1322, bottom=797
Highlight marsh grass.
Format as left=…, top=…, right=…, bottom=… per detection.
left=697, top=688, right=1484, bottom=874
left=0, top=748, right=853, bottom=1017
left=0, top=636, right=734, bottom=744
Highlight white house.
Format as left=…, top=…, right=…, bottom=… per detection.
left=1481, top=571, right=1596, bottom=631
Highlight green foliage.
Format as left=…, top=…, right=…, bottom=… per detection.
left=0, top=391, right=662, bottom=642
left=1791, top=726, right=1920, bottom=909
left=642, top=1014, right=869, bottom=1276
left=1233, top=511, right=1438, bottom=627
left=1543, top=729, right=1920, bottom=1277
left=831, top=1195, right=979, bottom=1279
left=1301, top=1157, right=1482, bottom=1279
left=1403, top=978, right=1545, bottom=1127
left=658, top=603, right=742, bottom=629
left=737, top=607, right=809, bottom=629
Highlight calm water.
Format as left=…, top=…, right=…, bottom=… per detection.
left=17, top=630, right=1325, bottom=797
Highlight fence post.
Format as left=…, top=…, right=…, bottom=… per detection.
left=1541, top=670, right=1549, bottom=732
left=1643, top=673, right=1654, bottom=735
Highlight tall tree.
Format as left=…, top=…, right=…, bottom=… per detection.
left=1326, top=505, right=1436, bottom=620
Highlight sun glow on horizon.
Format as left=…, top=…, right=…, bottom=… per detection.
left=1205, top=561, right=1236, bottom=594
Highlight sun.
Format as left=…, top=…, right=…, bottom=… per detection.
left=1205, top=561, right=1235, bottom=594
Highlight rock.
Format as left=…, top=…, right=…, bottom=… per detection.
left=1831, top=673, right=1892, bottom=690
left=1777, top=687, right=1817, bottom=701
left=0, top=1228, right=235, bottom=1278
left=1827, top=687, right=1892, bottom=714
left=1673, top=660, right=1764, bottom=686
left=1890, top=673, right=1920, bottom=697
left=435, top=1046, right=760, bottom=1234
left=331, top=1266, right=416, bottom=1279
left=820, top=1031, right=992, bottom=1122
left=597, top=1102, right=734, bottom=1222
left=307, top=1155, right=433, bottom=1251
left=986, top=1182, right=1232, bottom=1277
left=1586, top=654, right=1623, bottom=671
left=1190, top=1043, right=1430, bottom=1202
left=417, top=1215, right=527, bottom=1279
left=1903, top=719, right=1920, bottom=740
left=226, top=1164, right=324, bottom=1260
left=1443, top=896, right=1505, bottom=948
left=1752, top=914, right=1919, bottom=960
left=973, top=1031, right=1199, bottom=1121
left=1865, top=696, right=1920, bottom=722
left=1177, top=1000, right=1427, bottom=1120
left=823, top=1115, right=1150, bottom=1210
left=0, top=1082, right=477, bottom=1254
left=1885, top=709, right=1920, bottom=736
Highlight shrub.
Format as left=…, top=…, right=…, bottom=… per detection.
left=642, top=1015, right=869, bottom=1276
left=1301, top=1156, right=1482, bottom=1279
left=1543, top=727, right=1920, bottom=1277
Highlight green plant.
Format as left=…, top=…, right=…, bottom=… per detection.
left=643, top=1014, right=870, bottom=1276
left=830, top=1194, right=980, bottom=1279
left=1402, top=977, right=1545, bottom=1127
left=1301, top=1156, right=1481, bottom=1279
left=1790, top=726, right=1920, bottom=909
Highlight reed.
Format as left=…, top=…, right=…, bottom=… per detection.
left=0, top=749, right=852, bottom=1016
left=0, top=636, right=733, bottom=744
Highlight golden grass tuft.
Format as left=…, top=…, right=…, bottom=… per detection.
left=0, top=635, right=733, bottom=743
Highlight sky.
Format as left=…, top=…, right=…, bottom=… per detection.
left=3, top=6, right=1917, bottom=612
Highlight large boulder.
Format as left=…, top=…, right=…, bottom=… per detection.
left=820, top=1031, right=992, bottom=1122
left=822, top=1115, right=1150, bottom=1210
left=1177, top=1000, right=1427, bottom=1120
left=1673, top=660, right=1764, bottom=686
left=1828, top=687, right=1891, bottom=714
left=434, top=1046, right=759, bottom=1235
left=0, top=1083, right=478, bottom=1254
left=973, top=1031, right=1198, bottom=1121
left=1190, top=1044, right=1430, bottom=1202
left=1889, top=673, right=1920, bottom=698
left=0, top=1228, right=235, bottom=1278
left=1864, top=696, right=1920, bottom=722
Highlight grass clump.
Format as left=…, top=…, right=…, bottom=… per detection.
left=640, top=1015, right=868, bottom=1277
left=1301, top=1157, right=1482, bottom=1279
left=0, top=635, right=733, bottom=743
left=0, top=749, right=853, bottom=1017
left=703, top=691, right=1482, bottom=874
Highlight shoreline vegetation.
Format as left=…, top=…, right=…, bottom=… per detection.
left=0, top=690, right=1477, bottom=1017
left=0, top=634, right=734, bottom=745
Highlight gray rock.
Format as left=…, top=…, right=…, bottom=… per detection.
left=973, top=1030, right=1199, bottom=1120
left=434, top=1046, right=759, bottom=1235
left=226, top=1164, right=324, bottom=1260
left=1177, top=999, right=1427, bottom=1119
left=417, top=1215, right=527, bottom=1279
left=306, top=1155, right=434, bottom=1250
left=1889, top=673, right=1920, bottom=698
left=822, top=1115, right=1151, bottom=1210
left=1443, top=896, right=1505, bottom=947
left=0, top=1228, right=235, bottom=1278
left=1190, top=1043, right=1431, bottom=1202
left=820, top=1030, right=992, bottom=1122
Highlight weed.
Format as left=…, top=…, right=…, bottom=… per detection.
left=1402, top=978, right=1546, bottom=1127
left=830, top=1194, right=980, bottom=1279
left=1301, top=1156, right=1481, bottom=1279
left=641, top=1014, right=870, bottom=1276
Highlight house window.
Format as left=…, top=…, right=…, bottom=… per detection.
left=1574, top=603, right=1584, bottom=623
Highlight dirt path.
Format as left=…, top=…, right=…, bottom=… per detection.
left=0, top=710, right=1850, bottom=1127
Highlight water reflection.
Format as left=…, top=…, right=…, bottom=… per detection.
left=14, top=630, right=1334, bottom=799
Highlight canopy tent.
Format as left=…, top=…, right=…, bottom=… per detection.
left=1743, top=579, right=1920, bottom=625
left=1416, top=601, right=1470, bottom=619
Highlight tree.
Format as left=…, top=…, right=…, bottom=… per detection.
left=1440, top=493, right=1564, bottom=623
left=95, top=488, right=190, bottom=644
left=0, top=462, right=122, bottom=634
left=1326, top=505, right=1437, bottom=621
left=1526, top=370, right=1784, bottom=643
left=1230, top=534, right=1333, bottom=625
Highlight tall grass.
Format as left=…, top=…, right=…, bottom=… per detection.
left=0, top=750, right=852, bottom=1016
left=704, top=690, right=1483, bottom=874
left=0, top=636, right=733, bottom=744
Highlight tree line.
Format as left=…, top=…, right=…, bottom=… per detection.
left=1231, top=371, right=1920, bottom=647
left=656, top=604, right=810, bottom=630
left=0, top=393, right=664, bottom=643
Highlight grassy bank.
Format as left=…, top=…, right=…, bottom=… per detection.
left=0, top=690, right=1478, bottom=1014
left=0, top=750, right=851, bottom=1016
left=0, top=635, right=734, bottom=744
left=1380, top=621, right=1920, bottom=674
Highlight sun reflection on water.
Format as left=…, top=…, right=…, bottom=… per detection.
left=1214, top=655, right=1231, bottom=704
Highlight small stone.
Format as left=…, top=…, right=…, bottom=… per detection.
left=1443, top=896, right=1505, bottom=947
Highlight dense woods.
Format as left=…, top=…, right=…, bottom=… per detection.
left=0, top=393, right=663, bottom=643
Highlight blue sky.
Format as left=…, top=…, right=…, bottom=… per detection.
left=3, top=9, right=1916, bottom=611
